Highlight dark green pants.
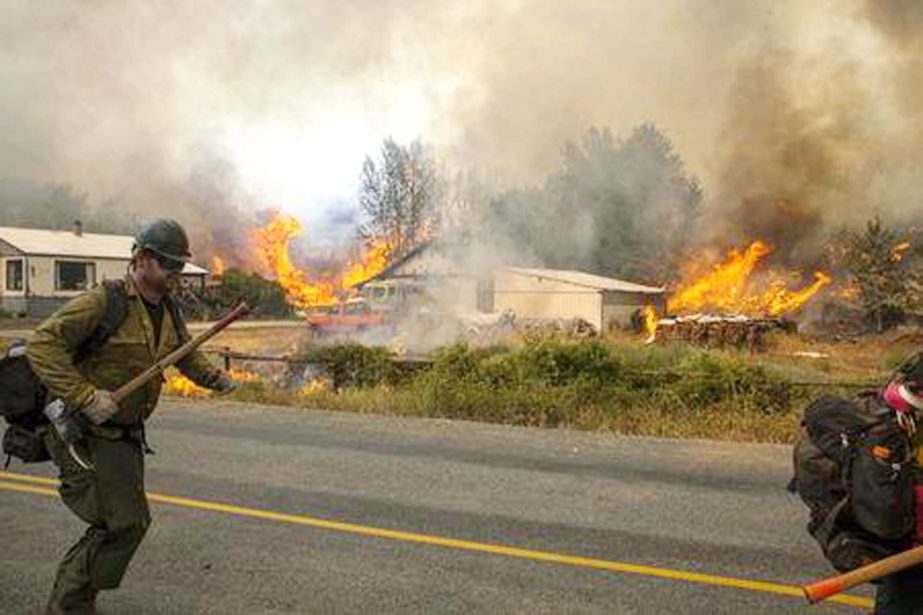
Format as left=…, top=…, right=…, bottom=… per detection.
left=875, top=566, right=923, bottom=614
left=44, top=428, right=150, bottom=611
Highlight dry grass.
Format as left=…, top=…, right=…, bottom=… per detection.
left=172, top=334, right=875, bottom=444
left=159, top=326, right=920, bottom=444
left=199, top=325, right=313, bottom=355
left=210, top=384, right=805, bottom=443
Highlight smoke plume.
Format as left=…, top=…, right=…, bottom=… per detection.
left=1, top=1, right=921, bottom=266
left=708, top=1, right=923, bottom=262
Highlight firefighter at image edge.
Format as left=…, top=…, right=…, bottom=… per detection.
left=875, top=368, right=923, bottom=613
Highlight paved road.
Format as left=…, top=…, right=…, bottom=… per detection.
left=1, top=400, right=873, bottom=613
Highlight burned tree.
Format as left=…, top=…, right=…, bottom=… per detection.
left=359, top=138, right=441, bottom=260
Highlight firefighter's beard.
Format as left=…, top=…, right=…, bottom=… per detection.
left=133, top=257, right=178, bottom=301
left=152, top=270, right=180, bottom=296
left=158, top=275, right=178, bottom=295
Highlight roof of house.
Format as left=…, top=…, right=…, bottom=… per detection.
left=362, top=240, right=665, bottom=293
left=360, top=240, right=434, bottom=284
left=503, top=266, right=665, bottom=294
left=181, top=262, right=209, bottom=275
left=0, top=226, right=208, bottom=275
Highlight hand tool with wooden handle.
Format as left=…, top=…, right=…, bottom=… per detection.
left=804, top=543, right=923, bottom=604
left=111, top=302, right=249, bottom=402
left=44, top=302, right=249, bottom=470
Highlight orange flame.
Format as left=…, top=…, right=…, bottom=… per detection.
left=163, top=374, right=211, bottom=398
left=641, top=241, right=831, bottom=343
left=667, top=240, right=831, bottom=318
left=341, top=238, right=392, bottom=290
left=669, top=241, right=771, bottom=314
left=164, top=368, right=262, bottom=397
left=642, top=305, right=658, bottom=344
left=211, top=256, right=226, bottom=277
left=892, top=241, right=912, bottom=262
left=762, top=271, right=832, bottom=316
left=228, top=368, right=261, bottom=383
left=251, top=212, right=393, bottom=309
left=298, top=378, right=332, bottom=395
left=251, top=214, right=336, bottom=308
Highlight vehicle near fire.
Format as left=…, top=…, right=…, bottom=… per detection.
left=304, top=297, right=391, bottom=337
left=363, top=279, right=426, bottom=310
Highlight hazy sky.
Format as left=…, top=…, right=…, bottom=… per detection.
left=1, top=0, right=921, bottom=246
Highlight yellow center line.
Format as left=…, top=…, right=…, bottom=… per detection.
left=0, top=470, right=872, bottom=609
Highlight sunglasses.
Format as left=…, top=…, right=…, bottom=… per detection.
left=153, top=254, right=185, bottom=273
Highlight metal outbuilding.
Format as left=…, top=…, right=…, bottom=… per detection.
left=363, top=240, right=666, bottom=332
left=494, top=266, right=665, bottom=332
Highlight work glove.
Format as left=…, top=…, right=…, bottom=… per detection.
left=81, top=389, right=120, bottom=425
left=211, top=372, right=240, bottom=396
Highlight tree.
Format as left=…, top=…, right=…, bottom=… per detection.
left=846, top=216, right=918, bottom=333
left=198, top=269, right=291, bottom=320
left=489, top=124, right=701, bottom=282
left=359, top=138, right=441, bottom=259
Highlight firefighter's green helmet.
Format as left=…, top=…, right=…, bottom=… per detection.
left=133, top=218, right=192, bottom=262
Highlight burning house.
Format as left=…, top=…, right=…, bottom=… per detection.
left=0, top=223, right=209, bottom=317
left=359, top=241, right=494, bottom=315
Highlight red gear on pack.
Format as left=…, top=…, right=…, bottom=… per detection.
left=883, top=380, right=923, bottom=414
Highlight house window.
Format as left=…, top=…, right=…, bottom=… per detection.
left=5, top=259, right=23, bottom=291
left=55, top=261, right=96, bottom=291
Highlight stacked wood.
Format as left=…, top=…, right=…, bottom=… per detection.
left=653, top=314, right=795, bottom=352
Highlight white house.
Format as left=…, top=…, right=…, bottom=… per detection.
left=0, top=223, right=209, bottom=318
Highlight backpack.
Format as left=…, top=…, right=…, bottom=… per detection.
left=1, top=279, right=130, bottom=466
left=790, top=392, right=917, bottom=572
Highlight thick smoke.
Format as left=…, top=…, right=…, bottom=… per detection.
left=1, top=0, right=921, bottom=269
left=708, top=1, right=923, bottom=263
left=0, top=1, right=398, bottom=260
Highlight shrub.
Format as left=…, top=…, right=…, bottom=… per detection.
left=297, top=342, right=396, bottom=388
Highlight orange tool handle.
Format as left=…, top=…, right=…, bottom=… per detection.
left=803, top=543, right=923, bottom=604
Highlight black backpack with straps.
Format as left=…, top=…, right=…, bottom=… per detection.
left=1, top=279, right=130, bottom=465
left=790, top=392, right=917, bottom=572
